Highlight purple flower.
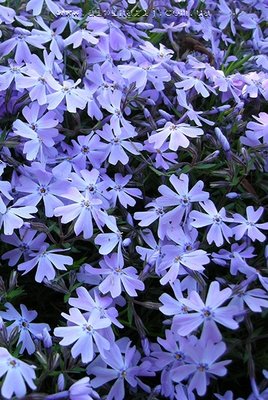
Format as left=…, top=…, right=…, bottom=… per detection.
left=144, top=140, right=178, bottom=170
left=0, top=302, right=50, bottom=354
left=212, top=242, right=256, bottom=276
left=0, top=3, right=15, bottom=25
left=97, top=124, right=143, bottom=166
left=1, top=226, right=46, bottom=266
left=232, top=206, right=268, bottom=242
left=87, top=253, right=145, bottom=298
left=157, top=173, right=209, bottom=224
left=46, top=77, right=87, bottom=112
left=16, top=166, right=65, bottom=217
left=31, top=17, right=65, bottom=60
left=136, top=228, right=165, bottom=270
left=13, top=102, right=59, bottom=161
left=0, top=27, right=46, bottom=64
left=95, top=216, right=123, bottom=258
left=172, top=281, right=239, bottom=341
left=217, top=0, right=236, bottom=35
left=0, top=180, right=13, bottom=213
left=230, top=285, right=268, bottom=313
left=15, top=52, right=55, bottom=105
left=54, top=188, right=104, bottom=239
left=88, top=340, right=154, bottom=400
left=157, top=245, right=210, bottom=285
left=148, top=121, right=204, bottom=151
left=149, top=330, right=197, bottom=399
left=18, top=246, right=73, bottom=283
left=47, top=377, right=100, bottom=400
left=0, top=202, right=37, bottom=236
left=26, top=0, right=60, bottom=15
left=0, top=347, right=36, bottom=399
left=159, top=280, right=190, bottom=316
left=54, top=308, right=111, bottom=363
left=68, top=286, right=123, bottom=328
left=71, top=134, right=107, bottom=170
left=118, top=62, right=170, bottom=93
left=134, top=200, right=168, bottom=240
left=108, top=174, right=142, bottom=208
left=69, top=168, right=110, bottom=208
left=68, top=377, right=100, bottom=400
left=172, top=340, right=231, bottom=396
left=190, top=200, right=234, bottom=247
left=175, top=70, right=214, bottom=98
left=245, top=112, right=268, bottom=143
left=64, top=28, right=99, bottom=48
left=0, top=61, right=25, bottom=91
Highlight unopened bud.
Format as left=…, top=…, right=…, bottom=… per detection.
left=144, top=108, right=151, bottom=118
left=35, top=351, right=48, bottom=366
left=135, top=22, right=154, bottom=30
left=57, top=373, right=65, bottom=391
left=50, top=352, right=60, bottom=370
left=214, top=127, right=231, bottom=152
left=226, top=192, right=240, bottom=199
left=122, top=238, right=131, bottom=247
left=159, top=109, right=172, bottom=120
left=146, top=99, right=156, bottom=106
left=9, top=271, right=18, bottom=289
left=141, top=337, right=150, bottom=356
left=203, top=150, right=220, bottom=162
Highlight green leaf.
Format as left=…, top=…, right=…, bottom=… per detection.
left=194, top=163, right=218, bottom=170
left=6, top=287, right=25, bottom=301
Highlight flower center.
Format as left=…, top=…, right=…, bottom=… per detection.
left=81, top=200, right=91, bottom=208
left=202, top=307, right=214, bottom=319
left=20, top=319, right=29, bottom=329
left=114, top=184, right=122, bottom=191
left=81, top=145, right=89, bottom=154
left=213, top=215, right=222, bottom=224
left=174, top=351, right=185, bottom=360
left=39, top=186, right=47, bottom=194
left=30, top=123, right=38, bottom=131
left=197, top=363, right=208, bottom=372
left=8, top=359, right=18, bottom=368
left=62, top=85, right=70, bottom=92
left=38, top=76, right=46, bottom=84
left=120, top=369, right=127, bottom=378
left=156, top=207, right=164, bottom=216
left=180, top=195, right=190, bottom=206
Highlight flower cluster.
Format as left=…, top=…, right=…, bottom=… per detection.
left=0, top=0, right=267, bottom=399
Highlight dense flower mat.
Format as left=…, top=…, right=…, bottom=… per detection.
left=0, top=0, right=267, bottom=399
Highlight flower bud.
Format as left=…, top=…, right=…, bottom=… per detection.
left=35, top=351, right=48, bottom=366
left=226, top=192, right=240, bottom=199
left=214, top=127, right=230, bottom=152
left=141, top=337, right=150, bottom=356
left=135, top=22, right=154, bottom=30
left=122, top=238, right=131, bottom=247
left=159, top=109, right=172, bottom=120
left=57, top=373, right=65, bottom=391
left=203, top=150, right=220, bottom=162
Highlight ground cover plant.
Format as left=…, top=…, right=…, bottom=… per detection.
left=0, top=0, right=267, bottom=398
